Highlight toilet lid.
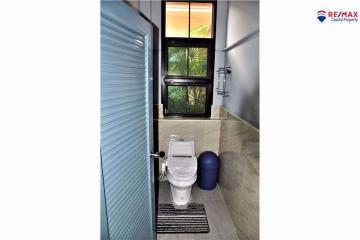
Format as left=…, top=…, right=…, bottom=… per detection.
left=167, top=156, right=197, bottom=178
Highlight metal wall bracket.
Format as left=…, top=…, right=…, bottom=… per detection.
left=216, top=66, right=231, bottom=97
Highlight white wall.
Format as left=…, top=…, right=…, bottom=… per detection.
left=139, top=0, right=162, bottom=104
left=124, top=0, right=162, bottom=104
left=212, top=0, right=228, bottom=107
left=223, top=1, right=259, bottom=128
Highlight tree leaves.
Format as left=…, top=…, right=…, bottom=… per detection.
left=168, top=86, right=205, bottom=114
left=190, top=24, right=211, bottom=38
left=189, top=48, right=207, bottom=77
left=167, top=46, right=207, bottom=113
left=168, top=47, right=187, bottom=75
left=168, top=47, right=207, bottom=77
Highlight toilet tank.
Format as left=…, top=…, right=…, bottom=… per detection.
left=168, top=139, right=195, bottom=157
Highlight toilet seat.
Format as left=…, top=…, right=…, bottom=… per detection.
left=167, top=156, right=197, bottom=180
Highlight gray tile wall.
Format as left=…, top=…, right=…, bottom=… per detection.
left=218, top=108, right=259, bottom=240
left=156, top=118, right=221, bottom=176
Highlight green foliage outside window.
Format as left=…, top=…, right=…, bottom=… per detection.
left=190, top=24, right=211, bottom=38
left=167, top=47, right=207, bottom=77
left=168, top=47, right=187, bottom=76
left=189, top=48, right=207, bottom=77
left=168, top=86, right=206, bottom=114
left=168, top=86, right=187, bottom=113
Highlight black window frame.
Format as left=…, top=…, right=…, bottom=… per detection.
left=161, top=0, right=217, bottom=118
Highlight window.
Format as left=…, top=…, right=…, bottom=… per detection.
left=166, top=2, right=189, bottom=38
left=167, top=85, right=207, bottom=114
left=166, top=2, right=213, bottom=38
left=162, top=1, right=216, bottom=117
left=190, top=3, right=213, bottom=38
left=167, top=47, right=208, bottom=77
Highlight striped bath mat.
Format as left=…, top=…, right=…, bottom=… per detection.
left=157, top=203, right=210, bottom=234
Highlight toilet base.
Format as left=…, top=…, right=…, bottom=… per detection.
left=169, top=184, right=193, bottom=209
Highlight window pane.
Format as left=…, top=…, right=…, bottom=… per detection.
left=167, top=85, right=206, bottom=114
left=188, top=48, right=207, bottom=77
left=168, top=47, right=188, bottom=76
left=168, top=86, right=187, bottom=113
left=190, top=3, right=213, bottom=38
left=166, top=2, right=189, bottom=37
left=188, top=86, right=206, bottom=113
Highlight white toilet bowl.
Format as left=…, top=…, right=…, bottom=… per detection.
left=166, top=139, right=197, bottom=208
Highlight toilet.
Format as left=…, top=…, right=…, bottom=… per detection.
left=166, top=139, right=197, bottom=208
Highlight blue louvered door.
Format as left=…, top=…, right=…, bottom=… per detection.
left=101, top=1, right=155, bottom=239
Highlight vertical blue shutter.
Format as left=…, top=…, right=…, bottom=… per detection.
left=101, top=1, right=154, bottom=239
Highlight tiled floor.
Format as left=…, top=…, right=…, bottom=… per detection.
left=157, top=181, right=239, bottom=240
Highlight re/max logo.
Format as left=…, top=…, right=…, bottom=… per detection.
left=328, top=11, right=358, bottom=18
